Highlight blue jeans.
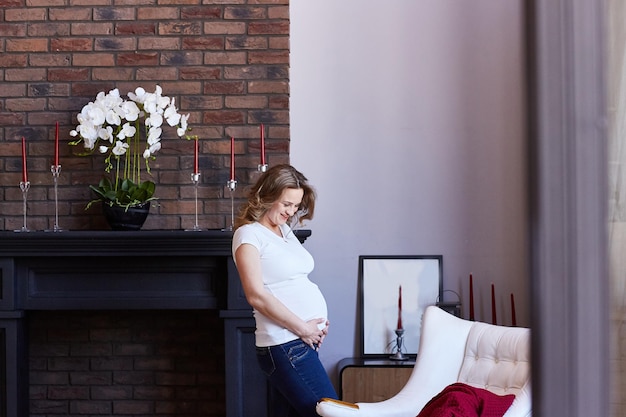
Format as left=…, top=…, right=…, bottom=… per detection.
left=256, top=339, right=338, bottom=417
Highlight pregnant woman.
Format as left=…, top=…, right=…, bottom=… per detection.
left=232, top=164, right=338, bottom=417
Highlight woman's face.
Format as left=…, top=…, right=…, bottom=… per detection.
left=263, top=187, right=304, bottom=228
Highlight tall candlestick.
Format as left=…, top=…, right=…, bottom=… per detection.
left=54, top=121, right=60, bottom=166
left=491, top=283, right=497, bottom=325
left=193, top=138, right=199, bottom=175
left=230, top=137, right=235, bottom=181
left=260, top=123, right=265, bottom=165
left=469, top=274, right=475, bottom=321
left=397, top=285, right=403, bottom=330
left=21, top=136, right=28, bottom=183
left=511, top=293, right=517, bottom=326
left=224, top=138, right=237, bottom=231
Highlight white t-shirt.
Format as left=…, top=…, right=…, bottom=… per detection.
left=232, top=222, right=329, bottom=347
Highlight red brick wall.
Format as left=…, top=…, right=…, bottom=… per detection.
left=0, top=0, right=290, bottom=231
left=29, top=310, right=226, bottom=416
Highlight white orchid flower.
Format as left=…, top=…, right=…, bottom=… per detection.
left=128, top=87, right=147, bottom=103
left=118, top=122, right=136, bottom=139
left=144, top=141, right=161, bottom=158
left=95, top=91, right=107, bottom=103
left=121, top=100, right=140, bottom=122
left=83, top=137, right=97, bottom=150
left=79, top=124, right=98, bottom=149
left=151, top=141, right=161, bottom=153
left=84, top=104, right=106, bottom=126
left=147, top=127, right=162, bottom=145
left=112, top=140, right=129, bottom=156
left=164, top=101, right=181, bottom=127
left=105, top=108, right=121, bottom=126
left=97, top=126, right=114, bottom=143
left=143, top=94, right=159, bottom=115
left=146, top=112, right=163, bottom=128
left=98, top=145, right=109, bottom=153
left=156, top=95, right=170, bottom=111
left=101, top=89, right=122, bottom=108
left=98, top=96, right=121, bottom=119
left=177, top=114, right=189, bottom=136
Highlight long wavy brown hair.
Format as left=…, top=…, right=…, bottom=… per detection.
left=234, top=164, right=316, bottom=230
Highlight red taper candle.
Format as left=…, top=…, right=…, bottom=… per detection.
left=230, top=137, right=235, bottom=181
left=193, top=138, right=199, bottom=174
left=510, top=293, right=517, bottom=326
left=21, top=136, right=28, bottom=183
left=260, top=124, right=265, bottom=165
left=469, top=274, right=475, bottom=321
left=397, top=285, right=403, bottom=330
left=54, top=121, right=60, bottom=166
left=491, top=283, right=497, bottom=325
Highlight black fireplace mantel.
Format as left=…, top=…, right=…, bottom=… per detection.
left=0, top=229, right=311, bottom=255
left=0, top=229, right=311, bottom=417
left=0, top=229, right=240, bottom=256
left=0, top=229, right=310, bottom=310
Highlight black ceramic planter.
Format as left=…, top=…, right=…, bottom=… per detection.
left=102, top=201, right=150, bottom=231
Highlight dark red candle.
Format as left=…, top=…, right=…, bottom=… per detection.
left=230, top=137, right=235, bottom=181
left=21, top=136, right=28, bottom=183
left=491, top=283, right=497, bottom=325
left=260, top=124, right=265, bottom=165
left=397, top=285, right=403, bottom=330
left=469, top=274, right=475, bottom=321
left=193, top=138, right=199, bottom=174
left=511, top=293, right=517, bottom=326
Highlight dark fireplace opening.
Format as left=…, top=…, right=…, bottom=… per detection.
left=27, top=310, right=226, bottom=416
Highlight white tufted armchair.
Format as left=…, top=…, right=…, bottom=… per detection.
left=317, top=306, right=531, bottom=417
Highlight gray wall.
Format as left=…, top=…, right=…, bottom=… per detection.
left=290, top=0, right=527, bottom=378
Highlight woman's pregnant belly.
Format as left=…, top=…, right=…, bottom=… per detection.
left=267, top=276, right=328, bottom=325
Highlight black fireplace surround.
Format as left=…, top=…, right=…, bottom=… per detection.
left=0, top=229, right=310, bottom=417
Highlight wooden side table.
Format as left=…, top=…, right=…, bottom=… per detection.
left=338, top=357, right=415, bottom=403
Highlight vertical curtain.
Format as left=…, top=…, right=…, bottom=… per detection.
left=608, top=1, right=626, bottom=416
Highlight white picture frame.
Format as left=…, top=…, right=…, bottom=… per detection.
left=359, top=255, right=443, bottom=357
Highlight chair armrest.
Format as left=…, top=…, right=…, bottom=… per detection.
left=316, top=398, right=360, bottom=416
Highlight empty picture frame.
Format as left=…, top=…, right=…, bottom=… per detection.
left=359, top=255, right=443, bottom=358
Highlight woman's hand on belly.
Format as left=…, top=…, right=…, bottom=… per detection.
left=317, top=319, right=330, bottom=348
left=300, top=318, right=328, bottom=350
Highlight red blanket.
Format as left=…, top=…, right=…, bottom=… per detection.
left=416, top=383, right=515, bottom=417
